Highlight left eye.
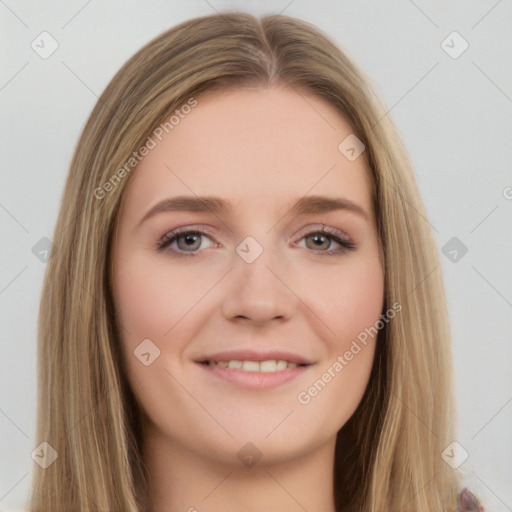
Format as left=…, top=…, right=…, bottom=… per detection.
left=156, top=228, right=356, bottom=257
left=297, top=230, right=356, bottom=255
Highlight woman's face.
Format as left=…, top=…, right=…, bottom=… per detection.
left=111, top=86, right=384, bottom=467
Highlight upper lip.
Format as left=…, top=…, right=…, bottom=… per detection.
left=195, top=349, right=313, bottom=366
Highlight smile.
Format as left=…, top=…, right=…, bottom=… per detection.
left=201, top=359, right=305, bottom=372
left=196, top=360, right=312, bottom=390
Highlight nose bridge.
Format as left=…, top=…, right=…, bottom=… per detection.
left=221, top=232, right=296, bottom=323
left=236, top=232, right=283, bottom=292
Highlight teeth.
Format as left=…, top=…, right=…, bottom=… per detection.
left=208, top=359, right=302, bottom=372
left=276, top=360, right=288, bottom=371
left=260, top=360, right=277, bottom=372
left=242, top=361, right=260, bottom=372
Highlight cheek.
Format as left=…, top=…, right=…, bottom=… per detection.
left=111, top=254, right=188, bottom=401
left=293, top=344, right=375, bottom=441
left=305, top=255, right=385, bottom=344
left=113, top=253, right=213, bottom=340
left=112, top=254, right=195, bottom=421
left=292, top=263, right=383, bottom=435
left=112, top=253, right=223, bottom=400
left=301, top=258, right=383, bottom=390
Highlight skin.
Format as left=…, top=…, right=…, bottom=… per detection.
left=111, top=85, right=385, bottom=512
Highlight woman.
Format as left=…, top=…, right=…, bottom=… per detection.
left=30, top=12, right=485, bottom=512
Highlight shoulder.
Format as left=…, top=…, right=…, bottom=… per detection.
left=455, top=487, right=486, bottom=511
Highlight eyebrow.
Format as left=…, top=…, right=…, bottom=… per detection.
left=137, top=194, right=369, bottom=228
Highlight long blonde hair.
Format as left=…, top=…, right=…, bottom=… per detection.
left=30, top=12, right=460, bottom=511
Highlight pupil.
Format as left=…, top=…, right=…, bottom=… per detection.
left=178, top=234, right=200, bottom=251
left=312, top=235, right=328, bottom=249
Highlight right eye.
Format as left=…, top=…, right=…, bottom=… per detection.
left=156, top=228, right=218, bottom=257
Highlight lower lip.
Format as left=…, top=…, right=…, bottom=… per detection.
left=196, top=362, right=311, bottom=390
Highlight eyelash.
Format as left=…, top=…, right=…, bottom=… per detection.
left=156, top=226, right=357, bottom=258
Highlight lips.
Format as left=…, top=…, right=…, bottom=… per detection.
left=204, top=359, right=301, bottom=372
left=194, top=349, right=314, bottom=390
left=196, top=349, right=313, bottom=366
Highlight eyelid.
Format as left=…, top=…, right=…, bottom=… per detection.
left=157, top=224, right=216, bottom=241
left=294, top=223, right=351, bottom=242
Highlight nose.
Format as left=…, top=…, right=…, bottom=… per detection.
left=220, top=242, right=297, bottom=326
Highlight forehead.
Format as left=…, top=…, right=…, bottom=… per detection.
left=118, top=86, right=374, bottom=224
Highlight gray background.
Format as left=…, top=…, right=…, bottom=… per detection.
left=1, top=1, right=511, bottom=510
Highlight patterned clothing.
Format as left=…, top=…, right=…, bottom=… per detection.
left=455, top=487, right=485, bottom=511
